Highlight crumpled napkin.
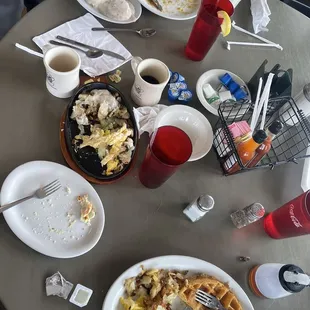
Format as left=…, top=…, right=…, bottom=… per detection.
left=133, top=105, right=167, bottom=137
left=32, top=13, right=132, bottom=77
left=250, top=0, right=271, bottom=34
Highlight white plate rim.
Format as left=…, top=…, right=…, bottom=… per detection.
left=1, top=160, right=105, bottom=259
left=196, top=69, right=251, bottom=117
left=138, top=0, right=198, bottom=20
left=102, top=255, right=254, bottom=310
left=76, top=0, right=142, bottom=24
left=154, top=105, right=214, bottom=161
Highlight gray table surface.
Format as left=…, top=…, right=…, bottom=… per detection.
left=0, top=0, right=310, bottom=309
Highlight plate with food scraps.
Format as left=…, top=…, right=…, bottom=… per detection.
left=139, top=0, right=199, bottom=20
left=65, top=82, right=138, bottom=182
left=1, top=161, right=105, bottom=259
left=102, top=255, right=254, bottom=310
left=76, top=0, right=142, bottom=24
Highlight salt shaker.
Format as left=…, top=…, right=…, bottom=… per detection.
left=230, top=203, right=265, bottom=228
left=183, top=195, right=214, bottom=222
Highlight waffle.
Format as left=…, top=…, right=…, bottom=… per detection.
left=179, top=276, right=243, bottom=310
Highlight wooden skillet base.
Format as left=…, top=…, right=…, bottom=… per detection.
left=59, top=75, right=139, bottom=184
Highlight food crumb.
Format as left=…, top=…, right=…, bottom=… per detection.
left=78, top=195, right=96, bottom=225
left=64, top=186, right=71, bottom=194
left=84, top=78, right=94, bottom=84
left=238, top=256, right=251, bottom=262
left=68, top=220, right=76, bottom=228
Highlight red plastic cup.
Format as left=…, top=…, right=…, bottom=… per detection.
left=185, top=0, right=234, bottom=61
left=139, top=126, right=192, bottom=189
left=264, top=190, right=310, bottom=239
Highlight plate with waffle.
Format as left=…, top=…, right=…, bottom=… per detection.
left=102, top=255, right=254, bottom=310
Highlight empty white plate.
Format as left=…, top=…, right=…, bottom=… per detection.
left=0, top=161, right=105, bottom=258
left=154, top=105, right=213, bottom=161
left=76, top=0, right=142, bottom=24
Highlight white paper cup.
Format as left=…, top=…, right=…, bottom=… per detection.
left=43, top=46, right=81, bottom=99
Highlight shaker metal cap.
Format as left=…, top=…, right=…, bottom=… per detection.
left=198, top=195, right=214, bottom=211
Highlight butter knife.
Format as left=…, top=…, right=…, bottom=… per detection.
left=56, top=35, right=126, bottom=61
left=150, top=0, right=163, bottom=11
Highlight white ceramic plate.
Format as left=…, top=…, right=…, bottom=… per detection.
left=139, top=0, right=199, bottom=20
left=1, top=161, right=105, bottom=258
left=76, top=0, right=142, bottom=24
left=154, top=105, right=213, bottom=161
left=102, top=255, right=254, bottom=310
left=196, top=69, right=251, bottom=118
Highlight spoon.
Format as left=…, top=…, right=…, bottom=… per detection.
left=92, top=27, right=157, bottom=38
left=49, top=40, right=103, bottom=59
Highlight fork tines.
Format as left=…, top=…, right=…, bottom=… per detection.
left=43, top=179, right=61, bottom=195
left=195, top=290, right=214, bottom=306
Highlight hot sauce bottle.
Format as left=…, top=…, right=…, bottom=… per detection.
left=224, top=130, right=267, bottom=174
left=248, top=121, right=283, bottom=168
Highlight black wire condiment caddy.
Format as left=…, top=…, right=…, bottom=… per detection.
left=213, top=97, right=310, bottom=175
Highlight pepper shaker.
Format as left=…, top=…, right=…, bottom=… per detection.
left=183, top=194, right=214, bottom=222
left=230, top=203, right=265, bottom=228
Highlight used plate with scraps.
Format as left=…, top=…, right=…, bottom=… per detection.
left=140, top=0, right=200, bottom=20
left=0, top=161, right=105, bottom=258
left=102, top=255, right=254, bottom=310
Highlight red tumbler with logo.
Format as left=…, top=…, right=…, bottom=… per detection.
left=264, top=190, right=310, bottom=239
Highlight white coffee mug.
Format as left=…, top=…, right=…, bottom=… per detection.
left=43, top=46, right=81, bottom=98
left=131, top=57, right=170, bottom=106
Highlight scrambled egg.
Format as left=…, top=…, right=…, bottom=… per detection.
left=77, top=194, right=96, bottom=225
left=120, top=296, right=145, bottom=310
left=120, top=267, right=186, bottom=310
left=76, top=123, right=134, bottom=175
left=71, top=89, right=135, bottom=176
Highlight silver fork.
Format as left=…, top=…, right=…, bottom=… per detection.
left=0, top=180, right=61, bottom=213
left=195, top=290, right=225, bottom=310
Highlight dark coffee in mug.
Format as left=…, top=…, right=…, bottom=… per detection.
left=142, top=75, right=160, bottom=85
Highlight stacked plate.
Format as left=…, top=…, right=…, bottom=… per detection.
left=154, top=105, right=213, bottom=161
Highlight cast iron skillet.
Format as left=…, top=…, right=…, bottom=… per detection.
left=65, top=82, right=139, bottom=181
